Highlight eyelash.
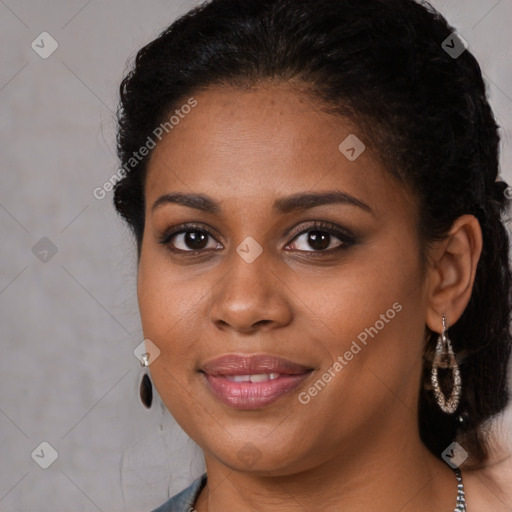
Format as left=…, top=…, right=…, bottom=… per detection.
left=157, top=221, right=356, bottom=256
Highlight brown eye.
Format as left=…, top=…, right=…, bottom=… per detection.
left=180, top=231, right=209, bottom=250
left=287, top=223, right=354, bottom=253
left=305, top=231, right=333, bottom=251
left=289, top=230, right=342, bottom=251
left=159, top=226, right=222, bottom=253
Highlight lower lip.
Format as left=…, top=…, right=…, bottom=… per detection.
left=203, top=373, right=311, bottom=410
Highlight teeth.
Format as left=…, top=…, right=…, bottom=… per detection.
left=224, top=373, right=281, bottom=382
left=250, top=374, right=270, bottom=383
left=229, top=375, right=250, bottom=382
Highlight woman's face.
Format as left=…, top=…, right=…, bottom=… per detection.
left=138, top=84, right=430, bottom=474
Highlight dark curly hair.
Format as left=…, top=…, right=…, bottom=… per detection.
left=113, top=0, right=511, bottom=467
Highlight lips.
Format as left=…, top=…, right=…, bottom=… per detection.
left=202, top=354, right=311, bottom=375
left=200, top=354, right=313, bottom=410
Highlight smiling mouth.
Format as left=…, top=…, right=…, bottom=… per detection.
left=200, top=354, right=313, bottom=410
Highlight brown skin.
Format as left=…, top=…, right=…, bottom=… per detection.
left=462, top=425, right=512, bottom=511
left=138, top=84, right=484, bottom=511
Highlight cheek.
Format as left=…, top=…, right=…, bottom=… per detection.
left=136, top=252, right=208, bottom=422
left=302, top=234, right=424, bottom=377
left=136, top=249, right=206, bottom=363
left=305, top=239, right=420, bottom=344
left=315, top=254, right=425, bottom=415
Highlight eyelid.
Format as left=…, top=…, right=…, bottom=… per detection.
left=286, top=220, right=355, bottom=243
left=284, top=220, right=356, bottom=254
left=157, top=222, right=222, bottom=245
left=155, top=225, right=222, bottom=256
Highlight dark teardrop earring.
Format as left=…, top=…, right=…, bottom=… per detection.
left=140, top=353, right=153, bottom=408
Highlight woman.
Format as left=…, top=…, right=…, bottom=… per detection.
left=113, top=0, right=512, bottom=510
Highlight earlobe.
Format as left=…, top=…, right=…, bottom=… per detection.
left=425, top=214, right=483, bottom=331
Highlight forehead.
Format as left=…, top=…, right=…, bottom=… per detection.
left=144, top=84, right=413, bottom=218
left=146, top=84, right=347, bottom=179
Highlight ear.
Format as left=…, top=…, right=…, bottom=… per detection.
left=425, top=214, right=483, bottom=332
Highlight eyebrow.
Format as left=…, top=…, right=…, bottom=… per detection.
left=151, top=190, right=373, bottom=215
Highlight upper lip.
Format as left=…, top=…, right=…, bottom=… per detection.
left=201, top=354, right=312, bottom=376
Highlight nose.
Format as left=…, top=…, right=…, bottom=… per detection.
left=208, top=248, right=293, bottom=334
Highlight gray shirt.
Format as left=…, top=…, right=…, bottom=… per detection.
left=150, top=474, right=207, bottom=512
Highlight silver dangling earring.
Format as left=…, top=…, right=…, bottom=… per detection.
left=431, top=316, right=461, bottom=414
left=139, top=353, right=153, bottom=409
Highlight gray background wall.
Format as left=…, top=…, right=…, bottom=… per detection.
left=1, top=1, right=511, bottom=511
